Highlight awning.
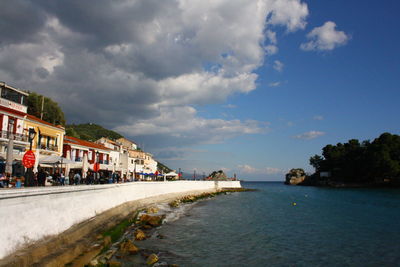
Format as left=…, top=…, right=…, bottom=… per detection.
left=39, top=155, right=75, bottom=164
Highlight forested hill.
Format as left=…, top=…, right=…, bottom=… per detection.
left=66, top=123, right=123, bottom=142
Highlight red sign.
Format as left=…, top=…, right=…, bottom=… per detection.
left=93, top=162, right=100, bottom=172
left=22, top=150, right=36, bottom=168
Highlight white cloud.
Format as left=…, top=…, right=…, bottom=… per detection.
left=223, top=104, right=237, bottom=109
left=269, top=81, right=281, bottom=87
left=294, top=130, right=325, bottom=140
left=273, top=60, right=284, bottom=72
left=114, top=106, right=269, bottom=146
left=300, top=21, right=349, bottom=51
left=0, top=0, right=310, bottom=148
left=313, top=115, right=324, bottom=121
left=237, top=164, right=284, bottom=175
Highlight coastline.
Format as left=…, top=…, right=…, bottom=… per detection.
left=0, top=182, right=243, bottom=266
left=0, top=189, right=216, bottom=267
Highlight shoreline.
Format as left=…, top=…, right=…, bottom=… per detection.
left=0, top=187, right=249, bottom=267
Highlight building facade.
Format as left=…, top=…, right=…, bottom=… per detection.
left=0, top=82, right=29, bottom=175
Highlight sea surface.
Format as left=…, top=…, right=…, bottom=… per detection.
left=136, top=182, right=400, bottom=266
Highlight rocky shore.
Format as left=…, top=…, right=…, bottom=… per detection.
left=0, top=187, right=252, bottom=267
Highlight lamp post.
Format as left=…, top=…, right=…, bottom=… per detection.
left=95, top=151, right=99, bottom=183
left=25, top=128, right=37, bottom=187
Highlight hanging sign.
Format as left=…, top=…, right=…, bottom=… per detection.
left=22, top=150, right=36, bottom=168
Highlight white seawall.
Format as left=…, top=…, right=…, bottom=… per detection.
left=0, top=180, right=241, bottom=259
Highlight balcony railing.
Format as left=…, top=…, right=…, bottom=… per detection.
left=39, top=143, right=59, bottom=152
left=0, top=131, right=28, bottom=142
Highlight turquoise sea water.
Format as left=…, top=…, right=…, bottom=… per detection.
left=139, top=182, right=400, bottom=266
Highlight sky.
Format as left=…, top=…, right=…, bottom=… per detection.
left=1, top=0, right=399, bottom=181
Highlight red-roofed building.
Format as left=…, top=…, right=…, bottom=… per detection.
left=63, top=135, right=112, bottom=175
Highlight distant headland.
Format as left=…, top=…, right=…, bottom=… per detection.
left=285, top=132, right=400, bottom=188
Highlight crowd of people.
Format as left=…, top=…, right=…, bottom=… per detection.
left=0, top=166, right=126, bottom=188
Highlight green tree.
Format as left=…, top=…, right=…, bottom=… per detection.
left=309, top=155, right=323, bottom=172
left=27, top=92, right=66, bottom=126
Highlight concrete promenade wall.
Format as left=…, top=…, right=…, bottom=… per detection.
left=0, top=180, right=241, bottom=259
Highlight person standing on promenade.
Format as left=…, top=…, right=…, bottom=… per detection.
left=86, top=171, right=93, bottom=185
left=73, top=171, right=81, bottom=185
left=68, top=171, right=74, bottom=186
left=37, top=168, right=46, bottom=186
left=60, top=172, right=65, bottom=186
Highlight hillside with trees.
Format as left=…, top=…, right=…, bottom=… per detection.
left=27, top=92, right=66, bottom=126
left=66, top=123, right=123, bottom=142
left=307, top=132, right=400, bottom=187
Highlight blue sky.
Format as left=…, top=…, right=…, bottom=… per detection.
left=173, top=0, right=400, bottom=180
left=1, top=0, right=399, bottom=181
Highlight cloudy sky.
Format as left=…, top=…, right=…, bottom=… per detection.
left=1, top=0, right=399, bottom=180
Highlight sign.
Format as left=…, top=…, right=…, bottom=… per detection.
left=93, top=162, right=100, bottom=172
left=0, top=98, right=27, bottom=113
left=22, top=150, right=36, bottom=168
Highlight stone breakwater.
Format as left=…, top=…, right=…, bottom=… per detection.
left=0, top=181, right=240, bottom=266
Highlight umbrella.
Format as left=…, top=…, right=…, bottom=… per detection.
left=5, top=134, right=14, bottom=175
left=65, top=150, right=71, bottom=176
left=33, top=149, right=40, bottom=173
left=82, top=153, right=88, bottom=178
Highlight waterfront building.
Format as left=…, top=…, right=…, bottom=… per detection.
left=0, top=82, right=29, bottom=175
left=24, top=114, right=65, bottom=162
left=95, top=137, right=124, bottom=174
left=63, top=136, right=112, bottom=176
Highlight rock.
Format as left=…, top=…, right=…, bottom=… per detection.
left=89, top=259, right=98, bottom=266
left=134, top=229, right=147, bottom=241
left=139, top=214, right=164, bottom=227
left=119, top=240, right=139, bottom=255
left=147, top=254, right=159, bottom=265
left=168, top=200, right=180, bottom=208
left=209, top=170, right=228, bottom=180
left=146, top=206, right=159, bottom=214
left=108, top=260, right=122, bottom=267
left=96, top=234, right=103, bottom=240
left=103, top=235, right=112, bottom=247
left=285, top=168, right=307, bottom=185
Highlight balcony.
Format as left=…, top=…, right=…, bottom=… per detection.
left=39, top=144, right=59, bottom=152
left=0, top=130, right=28, bottom=142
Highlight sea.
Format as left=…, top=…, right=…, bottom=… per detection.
left=129, top=182, right=400, bottom=267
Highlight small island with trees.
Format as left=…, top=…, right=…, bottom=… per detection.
left=285, top=132, right=400, bottom=187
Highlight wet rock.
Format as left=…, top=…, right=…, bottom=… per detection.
left=109, top=260, right=122, bottom=267
left=147, top=254, right=159, bottom=265
left=146, top=206, right=159, bottom=214
left=134, top=229, right=147, bottom=241
left=119, top=240, right=139, bottom=255
left=139, top=214, right=165, bottom=227
left=168, top=200, right=180, bottom=208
